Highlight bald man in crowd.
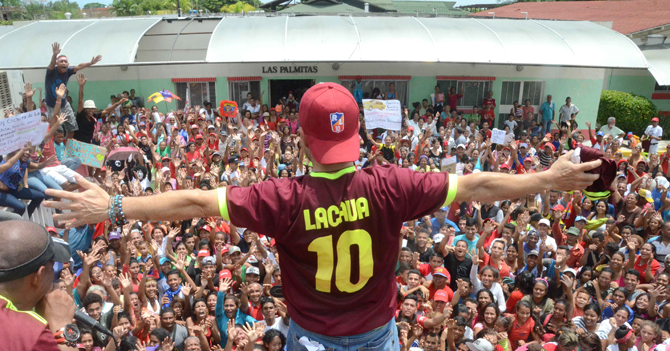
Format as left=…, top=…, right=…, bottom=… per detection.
left=0, top=220, right=77, bottom=351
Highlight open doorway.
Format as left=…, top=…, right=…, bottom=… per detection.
left=268, top=79, right=315, bottom=107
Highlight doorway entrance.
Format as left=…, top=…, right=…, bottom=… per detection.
left=268, top=79, right=315, bottom=107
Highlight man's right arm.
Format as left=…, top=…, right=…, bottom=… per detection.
left=48, top=42, right=60, bottom=71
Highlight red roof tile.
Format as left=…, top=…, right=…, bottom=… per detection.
left=471, top=0, right=670, bottom=35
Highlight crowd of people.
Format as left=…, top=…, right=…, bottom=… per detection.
left=1, top=42, right=670, bottom=351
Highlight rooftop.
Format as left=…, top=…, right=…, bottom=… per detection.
left=470, top=0, right=670, bottom=35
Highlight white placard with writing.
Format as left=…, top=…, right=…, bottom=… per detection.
left=490, top=128, right=506, bottom=145
left=362, top=99, right=402, bottom=131
left=0, top=110, right=47, bottom=155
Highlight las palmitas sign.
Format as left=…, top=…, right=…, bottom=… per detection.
left=262, top=65, right=319, bottom=74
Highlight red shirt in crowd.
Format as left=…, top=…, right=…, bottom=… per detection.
left=221, top=165, right=454, bottom=337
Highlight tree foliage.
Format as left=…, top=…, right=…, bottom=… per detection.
left=220, top=1, right=255, bottom=12
left=13, top=0, right=82, bottom=20
left=83, top=2, right=106, bottom=8
left=597, top=90, right=659, bottom=136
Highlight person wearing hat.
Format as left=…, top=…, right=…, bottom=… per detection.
left=643, top=117, right=663, bottom=155
left=49, top=82, right=603, bottom=350
left=73, top=76, right=122, bottom=146
left=554, top=225, right=586, bottom=269
left=0, top=220, right=77, bottom=351
left=466, top=338, right=494, bottom=351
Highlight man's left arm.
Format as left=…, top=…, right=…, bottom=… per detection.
left=453, top=151, right=600, bottom=204
left=73, top=55, right=102, bottom=73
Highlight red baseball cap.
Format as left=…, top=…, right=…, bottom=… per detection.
left=433, top=267, right=448, bottom=278
left=197, top=249, right=210, bottom=257
left=544, top=143, right=556, bottom=152
left=298, top=83, right=359, bottom=164
left=652, top=117, right=659, bottom=122
left=551, top=204, right=565, bottom=211
left=219, top=269, right=232, bottom=280
left=46, top=226, right=58, bottom=234
left=220, top=245, right=229, bottom=254
left=434, top=289, right=450, bottom=302
left=200, top=225, right=212, bottom=232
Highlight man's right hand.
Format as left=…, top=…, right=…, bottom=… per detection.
left=52, top=42, right=61, bottom=56
left=36, top=289, right=75, bottom=332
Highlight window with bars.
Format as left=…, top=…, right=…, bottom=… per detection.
left=655, top=82, right=670, bottom=92
left=0, top=72, right=11, bottom=111
left=436, top=80, right=492, bottom=110
left=174, top=82, right=216, bottom=110
left=340, top=79, right=409, bottom=106
left=229, top=81, right=261, bottom=108
left=498, top=80, right=545, bottom=128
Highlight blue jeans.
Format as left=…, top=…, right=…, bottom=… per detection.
left=286, top=318, right=398, bottom=351
left=542, top=119, right=553, bottom=135
left=61, top=157, right=82, bottom=171
left=28, top=172, right=62, bottom=198
left=0, top=187, right=46, bottom=217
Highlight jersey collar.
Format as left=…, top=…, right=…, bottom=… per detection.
left=309, top=166, right=356, bottom=180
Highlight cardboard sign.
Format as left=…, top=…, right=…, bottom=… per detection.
left=490, top=128, right=506, bottom=145
left=0, top=110, right=48, bottom=155
left=363, top=99, right=402, bottom=131
left=219, top=100, right=238, bottom=118
left=441, top=156, right=457, bottom=174
left=64, top=139, right=108, bottom=168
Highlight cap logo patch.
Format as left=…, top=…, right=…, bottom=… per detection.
left=330, top=112, right=344, bottom=133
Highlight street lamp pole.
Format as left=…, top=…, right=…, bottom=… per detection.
left=177, top=0, right=182, bottom=16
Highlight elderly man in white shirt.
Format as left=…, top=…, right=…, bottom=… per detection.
left=645, top=117, right=663, bottom=155
left=599, top=116, right=625, bottom=139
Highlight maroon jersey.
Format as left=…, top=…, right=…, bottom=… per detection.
left=218, top=165, right=456, bottom=336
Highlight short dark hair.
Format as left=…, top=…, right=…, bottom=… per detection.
left=82, top=293, right=103, bottom=310
left=260, top=296, right=274, bottom=308
left=407, top=269, right=422, bottom=278
left=166, top=269, right=181, bottom=279
left=403, top=294, right=418, bottom=304
left=625, top=269, right=641, bottom=280
left=150, top=328, right=170, bottom=343
left=160, top=307, right=175, bottom=317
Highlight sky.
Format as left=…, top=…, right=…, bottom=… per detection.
left=74, top=0, right=499, bottom=9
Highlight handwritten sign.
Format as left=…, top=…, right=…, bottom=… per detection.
left=0, top=110, right=48, bottom=155
left=64, top=139, right=108, bottom=168
left=490, top=128, right=506, bottom=145
left=362, top=99, right=402, bottom=131
left=441, top=156, right=457, bottom=174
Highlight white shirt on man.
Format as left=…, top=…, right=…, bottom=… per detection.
left=559, top=104, right=579, bottom=122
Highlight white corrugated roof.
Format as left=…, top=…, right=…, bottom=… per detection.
left=0, top=18, right=159, bottom=69
left=642, top=44, right=670, bottom=86
left=205, top=16, right=649, bottom=69
left=0, top=16, right=652, bottom=71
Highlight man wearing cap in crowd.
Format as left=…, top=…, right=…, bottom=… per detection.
left=221, top=154, right=240, bottom=186
left=50, top=82, right=603, bottom=350
left=536, top=218, right=556, bottom=258
left=552, top=222, right=587, bottom=268
left=645, top=117, right=664, bottom=155
left=431, top=206, right=459, bottom=236
left=74, top=74, right=127, bottom=145
left=0, top=220, right=77, bottom=350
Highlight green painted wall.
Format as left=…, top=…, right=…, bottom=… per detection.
left=216, top=77, right=229, bottom=106
left=606, top=73, right=670, bottom=112
left=34, top=79, right=179, bottom=114
left=407, top=76, right=603, bottom=127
